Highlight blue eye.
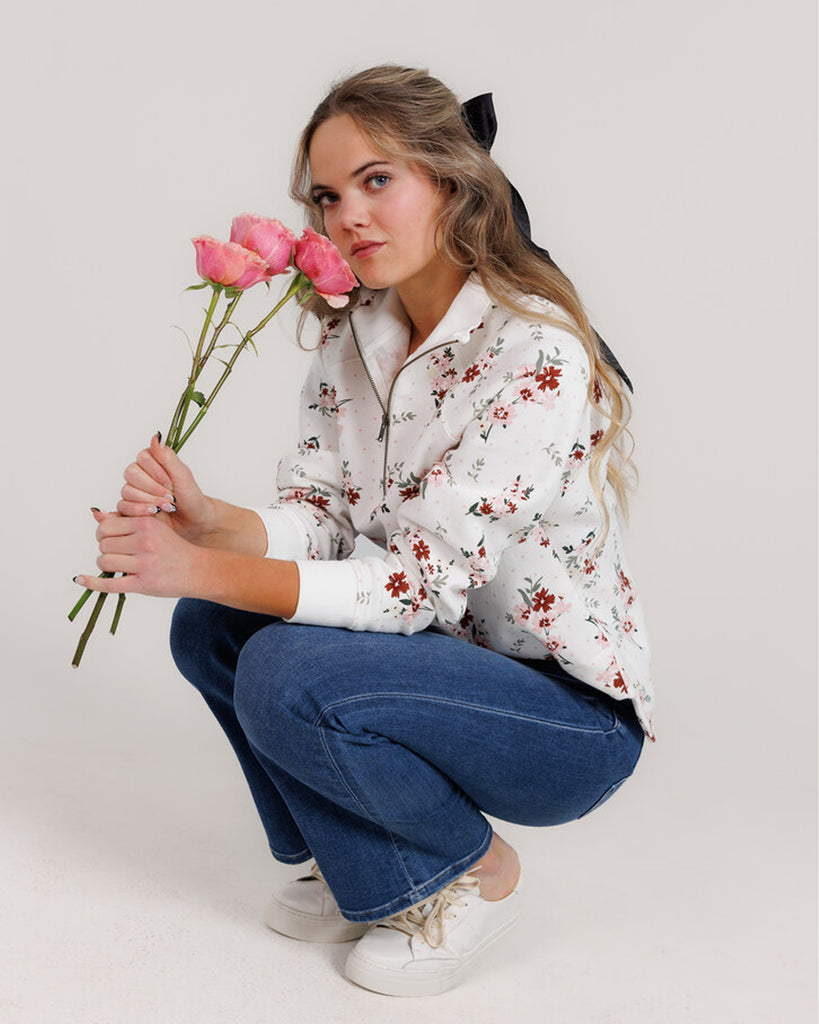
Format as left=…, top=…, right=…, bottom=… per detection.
left=366, top=173, right=390, bottom=190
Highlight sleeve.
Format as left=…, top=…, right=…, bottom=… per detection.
left=289, top=332, right=592, bottom=634
left=253, top=345, right=356, bottom=565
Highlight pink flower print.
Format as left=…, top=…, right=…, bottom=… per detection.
left=512, top=602, right=532, bottom=627
left=385, top=571, right=411, bottom=598
left=317, top=385, right=337, bottom=409
left=488, top=401, right=515, bottom=426
left=622, top=618, right=636, bottom=634
left=544, top=635, right=563, bottom=653
left=469, top=552, right=492, bottom=586
left=425, top=463, right=447, bottom=487
left=552, top=599, right=571, bottom=617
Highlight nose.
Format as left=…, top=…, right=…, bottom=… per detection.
left=334, top=192, right=370, bottom=231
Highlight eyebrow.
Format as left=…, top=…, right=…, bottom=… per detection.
left=310, top=160, right=392, bottom=193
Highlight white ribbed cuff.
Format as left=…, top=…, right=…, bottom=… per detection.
left=251, top=505, right=312, bottom=561
left=288, top=558, right=360, bottom=629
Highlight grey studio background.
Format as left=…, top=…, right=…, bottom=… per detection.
left=1, top=1, right=816, bottom=1022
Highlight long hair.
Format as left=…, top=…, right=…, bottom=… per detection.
left=290, top=64, right=635, bottom=527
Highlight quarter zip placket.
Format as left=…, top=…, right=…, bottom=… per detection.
left=350, top=314, right=458, bottom=499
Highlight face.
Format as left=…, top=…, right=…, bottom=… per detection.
left=308, top=114, right=448, bottom=295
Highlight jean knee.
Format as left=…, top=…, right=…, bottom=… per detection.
left=234, top=624, right=328, bottom=747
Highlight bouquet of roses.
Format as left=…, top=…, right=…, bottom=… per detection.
left=68, top=215, right=356, bottom=667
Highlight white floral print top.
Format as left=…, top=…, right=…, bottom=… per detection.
left=255, top=276, right=654, bottom=738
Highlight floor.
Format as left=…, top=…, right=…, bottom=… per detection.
left=3, top=615, right=815, bottom=1024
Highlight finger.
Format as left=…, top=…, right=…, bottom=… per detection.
left=96, top=515, right=139, bottom=541
left=96, top=552, right=139, bottom=574
left=117, top=498, right=165, bottom=517
left=99, top=534, right=139, bottom=556
left=127, top=460, right=175, bottom=501
left=73, top=572, right=137, bottom=594
left=119, top=485, right=175, bottom=514
left=150, top=433, right=189, bottom=484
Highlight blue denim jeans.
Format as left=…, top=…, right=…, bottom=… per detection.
left=170, top=598, right=643, bottom=922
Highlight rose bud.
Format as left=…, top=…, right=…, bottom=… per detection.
left=294, top=227, right=358, bottom=308
left=192, top=236, right=272, bottom=290
left=230, top=215, right=297, bottom=276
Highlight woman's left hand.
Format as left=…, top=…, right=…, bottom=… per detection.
left=74, top=508, right=203, bottom=598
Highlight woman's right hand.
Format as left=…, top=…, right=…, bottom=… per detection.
left=118, top=433, right=215, bottom=544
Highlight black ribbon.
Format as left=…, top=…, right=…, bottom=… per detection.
left=461, top=93, right=633, bottom=392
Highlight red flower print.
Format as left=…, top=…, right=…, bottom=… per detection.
left=345, top=486, right=360, bottom=506
left=385, top=572, right=410, bottom=597
left=590, top=429, right=604, bottom=448
left=463, top=364, right=481, bottom=383
left=307, top=494, right=330, bottom=511
left=571, top=448, right=585, bottom=461
left=532, top=588, right=556, bottom=613
left=593, top=380, right=603, bottom=403
left=413, top=540, right=431, bottom=561
left=399, top=484, right=420, bottom=501
left=535, top=366, right=562, bottom=392
left=612, top=671, right=626, bottom=692
left=583, top=558, right=595, bottom=575
left=478, top=501, right=494, bottom=516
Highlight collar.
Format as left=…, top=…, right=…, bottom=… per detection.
left=348, top=274, right=493, bottom=354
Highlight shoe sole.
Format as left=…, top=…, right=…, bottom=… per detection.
left=344, top=906, right=520, bottom=996
left=264, top=897, right=370, bottom=943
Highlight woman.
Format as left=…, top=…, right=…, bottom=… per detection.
left=77, top=65, right=653, bottom=997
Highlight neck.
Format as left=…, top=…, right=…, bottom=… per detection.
left=399, top=263, right=469, bottom=356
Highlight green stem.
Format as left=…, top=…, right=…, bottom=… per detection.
left=173, top=276, right=306, bottom=453
left=68, top=571, right=113, bottom=621
left=71, top=591, right=109, bottom=668
left=110, top=593, right=126, bottom=635
left=167, top=285, right=222, bottom=444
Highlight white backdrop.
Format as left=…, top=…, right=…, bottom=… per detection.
left=1, top=1, right=815, bottom=1021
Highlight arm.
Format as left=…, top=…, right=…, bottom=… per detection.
left=76, top=508, right=300, bottom=617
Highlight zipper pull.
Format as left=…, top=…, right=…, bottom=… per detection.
left=377, top=412, right=388, bottom=442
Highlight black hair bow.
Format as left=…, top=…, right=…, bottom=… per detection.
left=461, top=93, right=633, bottom=392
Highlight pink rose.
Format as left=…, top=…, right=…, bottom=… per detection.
left=192, top=235, right=272, bottom=290
left=294, top=227, right=357, bottom=308
left=230, top=214, right=296, bottom=275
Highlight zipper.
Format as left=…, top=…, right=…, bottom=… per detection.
left=349, top=313, right=457, bottom=499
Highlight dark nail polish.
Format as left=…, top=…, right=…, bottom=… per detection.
left=156, top=430, right=163, bottom=444
left=90, top=506, right=101, bottom=513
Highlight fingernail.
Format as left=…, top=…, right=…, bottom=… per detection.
left=90, top=506, right=101, bottom=513
left=156, top=430, right=163, bottom=444
left=149, top=506, right=160, bottom=514
left=160, top=502, right=176, bottom=513
left=73, top=575, right=84, bottom=585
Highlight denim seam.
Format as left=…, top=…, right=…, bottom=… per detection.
left=269, top=845, right=312, bottom=864
left=317, top=725, right=418, bottom=894
left=314, top=691, right=622, bottom=736
left=337, top=820, right=493, bottom=922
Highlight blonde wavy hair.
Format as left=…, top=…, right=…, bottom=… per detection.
left=291, top=64, right=635, bottom=525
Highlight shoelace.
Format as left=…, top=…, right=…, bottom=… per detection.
left=375, top=871, right=482, bottom=950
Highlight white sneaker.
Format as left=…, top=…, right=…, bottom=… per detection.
left=344, top=870, right=521, bottom=996
left=264, top=862, right=369, bottom=943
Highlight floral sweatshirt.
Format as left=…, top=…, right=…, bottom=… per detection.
left=255, top=276, right=654, bottom=738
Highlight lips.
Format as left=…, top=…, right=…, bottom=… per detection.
left=350, top=240, right=384, bottom=260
